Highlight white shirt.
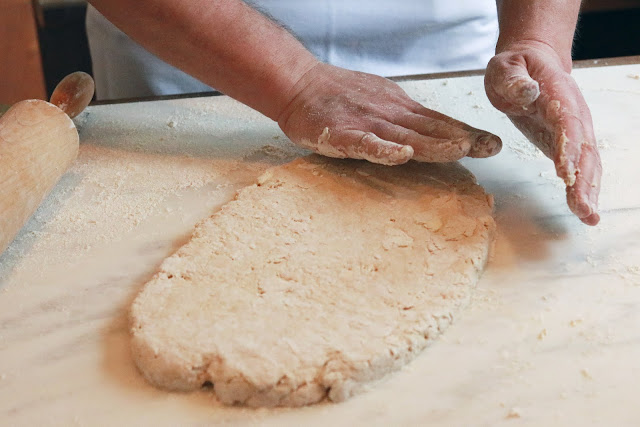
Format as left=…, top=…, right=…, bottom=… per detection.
left=86, top=1, right=498, bottom=100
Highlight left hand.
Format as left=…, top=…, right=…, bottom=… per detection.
left=485, top=41, right=602, bottom=225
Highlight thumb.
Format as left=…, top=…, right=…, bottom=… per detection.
left=485, top=53, right=541, bottom=116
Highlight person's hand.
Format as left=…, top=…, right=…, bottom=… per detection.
left=278, top=63, right=502, bottom=166
left=485, top=41, right=601, bottom=225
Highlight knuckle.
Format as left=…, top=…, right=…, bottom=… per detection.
left=358, top=132, right=377, bottom=146
left=393, top=128, right=410, bottom=145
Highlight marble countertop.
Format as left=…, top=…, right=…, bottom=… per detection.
left=1, top=64, right=639, bottom=426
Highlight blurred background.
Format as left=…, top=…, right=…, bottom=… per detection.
left=1, top=0, right=640, bottom=104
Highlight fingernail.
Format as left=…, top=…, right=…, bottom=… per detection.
left=476, top=134, right=496, bottom=147
left=581, top=212, right=600, bottom=226
left=474, top=134, right=501, bottom=156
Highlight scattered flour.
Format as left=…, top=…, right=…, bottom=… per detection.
left=0, top=98, right=303, bottom=282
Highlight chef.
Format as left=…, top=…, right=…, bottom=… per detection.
left=87, top=0, right=601, bottom=225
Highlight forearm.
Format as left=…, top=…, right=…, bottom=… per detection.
left=495, top=0, right=582, bottom=69
left=89, top=0, right=318, bottom=120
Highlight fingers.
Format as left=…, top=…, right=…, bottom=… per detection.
left=399, top=110, right=503, bottom=159
left=566, top=142, right=601, bottom=225
left=551, top=115, right=602, bottom=225
left=344, top=131, right=414, bottom=166
left=298, top=119, right=488, bottom=166
left=485, top=53, right=541, bottom=115
left=533, top=73, right=602, bottom=225
left=514, top=109, right=602, bottom=225
left=565, top=143, right=601, bottom=225
left=371, top=122, right=473, bottom=162
left=300, top=127, right=414, bottom=166
left=550, top=113, right=583, bottom=187
left=539, top=77, right=594, bottom=177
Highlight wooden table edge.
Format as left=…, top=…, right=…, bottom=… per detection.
left=90, top=55, right=640, bottom=106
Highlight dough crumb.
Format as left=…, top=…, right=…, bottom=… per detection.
left=537, top=328, right=547, bottom=340
left=569, top=319, right=583, bottom=327
left=581, top=368, right=593, bottom=380
left=257, top=170, right=274, bottom=186
left=506, top=407, right=522, bottom=419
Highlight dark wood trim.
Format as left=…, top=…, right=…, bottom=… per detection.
left=90, top=55, right=640, bottom=106
left=391, top=69, right=484, bottom=82
left=581, top=0, right=640, bottom=13
left=572, top=55, right=640, bottom=68
left=91, top=89, right=223, bottom=106
left=392, top=55, right=640, bottom=82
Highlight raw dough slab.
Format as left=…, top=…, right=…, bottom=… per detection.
left=130, top=155, right=495, bottom=407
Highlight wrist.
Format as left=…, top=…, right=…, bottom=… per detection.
left=494, top=0, right=580, bottom=73
left=495, top=38, right=573, bottom=73
left=262, top=54, right=320, bottom=122
left=274, top=61, right=329, bottom=127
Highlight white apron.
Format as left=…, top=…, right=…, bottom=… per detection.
left=86, top=1, right=498, bottom=100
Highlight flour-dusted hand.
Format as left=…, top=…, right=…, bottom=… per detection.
left=485, top=42, right=601, bottom=225
left=488, top=0, right=602, bottom=226
left=277, top=63, right=502, bottom=166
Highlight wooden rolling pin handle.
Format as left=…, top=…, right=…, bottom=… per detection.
left=50, top=72, right=95, bottom=119
left=0, top=72, right=95, bottom=255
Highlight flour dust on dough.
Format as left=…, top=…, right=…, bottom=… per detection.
left=130, top=155, right=495, bottom=407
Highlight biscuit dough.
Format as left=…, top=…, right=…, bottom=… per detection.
left=130, top=156, right=495, bottom=407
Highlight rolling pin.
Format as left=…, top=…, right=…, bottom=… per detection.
left=0, top=72, right=94, bottom=255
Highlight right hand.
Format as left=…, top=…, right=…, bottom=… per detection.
left=277, top=63, right=502, bottom=166
left=485, top=41, right=602, bottom=225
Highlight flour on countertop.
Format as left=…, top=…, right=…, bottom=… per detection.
left=1, top=99, right=303, bottom=282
